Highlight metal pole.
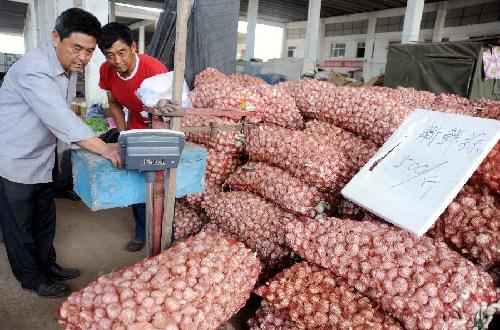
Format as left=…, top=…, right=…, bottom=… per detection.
left=145, top=172, right=155, bottom=257
left=161, top=0, right=190, bottom=251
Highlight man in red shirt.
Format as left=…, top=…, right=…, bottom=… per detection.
left=98, top=22, right=168, bottom=251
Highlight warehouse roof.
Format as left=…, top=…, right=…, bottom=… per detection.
left=0, top=0, right=444, bottom=37
left=238, top=0, right=443, bottom=23
left=145, top=1, right=444, bottom=24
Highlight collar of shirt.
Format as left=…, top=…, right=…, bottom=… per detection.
left=46, top=42, right=76, bottom=80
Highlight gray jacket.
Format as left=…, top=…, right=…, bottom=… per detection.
left=0, top=43, right=95, bottom=184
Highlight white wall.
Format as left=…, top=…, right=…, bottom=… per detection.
left=82, top=0, right=109, bottom=106
left=23, top=0, right=37, bottom=52
left=282, top=0, right=500, bottom=81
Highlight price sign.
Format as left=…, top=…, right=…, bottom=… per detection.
left=342, top=109, right=500, bottom=236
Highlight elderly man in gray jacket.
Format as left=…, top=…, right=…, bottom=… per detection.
left=0, top=8, right=121, bottom=298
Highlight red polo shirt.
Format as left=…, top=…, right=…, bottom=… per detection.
left=99, top=54, right=168, bottom=129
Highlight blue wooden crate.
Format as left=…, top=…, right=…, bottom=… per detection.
left=72, top=143, right=207, bottom=211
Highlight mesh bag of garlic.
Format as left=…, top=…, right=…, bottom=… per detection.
left=429, top=93, right=478, bottom=116
left=277, top=80, right=331, bottom=114
left=247, top=125, right=351, bottom=193
left=471, top=98, right=500, bottom=120
left=183, top=148, right=242, bottom=210
left=428, top=184, right=499, bottom=268
left=58, top=232, right=260, bottom=330
left=228, top=73, right=268, bottom=87
left=173, top=199, right=209, bottom=241
left=255, top=261, right=403, bottom=330
left=278, top=80, right=412, bottom=144
left=193, top=67, right=231, bottom=88
left=304, top=120, right=379, bottom=173
left=193, top=67, right=266, bottom=90
left=204, top=148, right=243, bottom=186
left=252, top=83, right=304, bottom=129
left=335, top=197, right=367, bottom=220
left=468, top=143, right=500, bottom=194
left=286, top=217, right=498, bottom=329
left=191, top=68, right=304, bottom=129
left=189, top=80, right=231, bottom=108
left=181, top=115, right=245, bottom=153
left=226, top=161, right=334, bottom=217
left=202, top=191, right=294, bottom=271
left=247, top=301, right=298, bottom=330
left=381, top=86, right=436, bottom=110
left=209, top=83, right=303, bottom=129
left=184, top=183, right=220, bottom=210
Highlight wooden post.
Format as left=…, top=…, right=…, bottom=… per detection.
left=161, top=0, right=190, bottom=251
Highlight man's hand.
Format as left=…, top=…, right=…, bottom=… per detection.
left=100, top=144, right=122, bottom=169
left=156, top=99, right=179, bottom=113
left=77, top=137, right=123, bottom=168
left=143, top=99, right=180, bottom=116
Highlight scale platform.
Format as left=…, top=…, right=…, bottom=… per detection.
left=72, top=142, right=207, bottom=211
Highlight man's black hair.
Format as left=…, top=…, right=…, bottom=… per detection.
left=54, top=8, right=101, bottom=41
left=98, top=22, right=133, bottom=53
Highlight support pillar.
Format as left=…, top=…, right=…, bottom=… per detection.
left=82, top=0, right=109, bottom=106
left=139, top=25, right=145, bottom=54
left=401, top=0, right=425, bottom=44
left=245, top=0, right=258, bottom=60
left=281, top=29, right=287, bottom=58
left=35, top=0, right=58, bottom=46
left=432, top=1, right=447, bottom=42
left=24, top=0, right=38, bottom=52
left=305, top=0, right=321, bottom=62
left=362, top=16, right=377, bottom=82
left=109, top=0, right=116, bottom=22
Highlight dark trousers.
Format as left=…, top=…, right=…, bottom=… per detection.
left=132, top=203, right=146, bottom=240
left=0, top=176, right=56, bottom=289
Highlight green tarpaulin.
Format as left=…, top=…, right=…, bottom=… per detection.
left=384, top=42, right=499, bottom=100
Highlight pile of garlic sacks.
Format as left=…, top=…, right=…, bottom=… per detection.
left=61, top=68, right=499, bottom=329
left=285, top=217, right=498, bottom=329
left=193, top=69, right=498, bottom=328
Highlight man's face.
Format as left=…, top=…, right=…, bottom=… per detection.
left=103, top=40, right=137, bottom=75
left=52, top=31, right=96, bottom=73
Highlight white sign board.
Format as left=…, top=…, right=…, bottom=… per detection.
left=341, top=109, right=500, bottom=236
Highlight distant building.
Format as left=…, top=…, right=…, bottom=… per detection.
left=0, top=52, right=23, bottom=80
left=280, top=0, right=500, bottom=81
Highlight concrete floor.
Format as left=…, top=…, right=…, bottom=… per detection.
left=0, top=198, right=147, bottom=330
left=0, top=199, right=255, bottom=330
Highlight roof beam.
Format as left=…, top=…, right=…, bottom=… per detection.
left=345, top=0, right=389, bottom=11
left=115, top=4, right=161, bottom=21
left=321, top=1, right=378, bottom=13
left=115, top=0, right=163, bottom=9
left=378, top=0, right=406, bottom=8
left=240, top=0, right=430, bottom=24
left=129, top=19, right=155, bottom=29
